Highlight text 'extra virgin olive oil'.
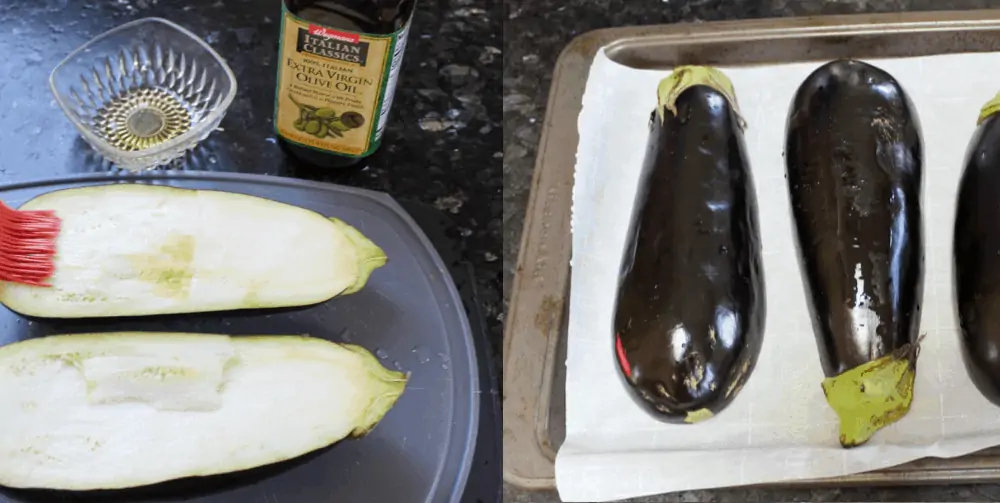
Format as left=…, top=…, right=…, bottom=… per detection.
left=274, top=0, right=416, bottom=168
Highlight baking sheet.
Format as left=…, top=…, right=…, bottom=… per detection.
left=558, top=48, right=1000, bottom=502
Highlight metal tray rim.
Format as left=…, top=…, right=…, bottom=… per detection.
left=0, top=170, right=390, bottom=202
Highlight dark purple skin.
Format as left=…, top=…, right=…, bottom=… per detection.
left=612, top=83, right=766, bottom=424
left=954, top=108, right=1000, bottom=407
left=785, top=59, right=924, bottom=378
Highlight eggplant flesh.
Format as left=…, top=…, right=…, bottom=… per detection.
left=0, top=332, right=407, bottom=490
left=785, top=59, right=924, bottom=446
left=0, top=184, right=387, bottom=319
left=954, top=95, right=1000, bottom=407
left=612, top=67, right=766, bottom=424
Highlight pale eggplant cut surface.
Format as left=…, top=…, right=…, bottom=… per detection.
left=0, top=184, right=386, bottom=318
left=0, top=332, right=407, bottom=491
left=0, top=173, right=479, bottom=503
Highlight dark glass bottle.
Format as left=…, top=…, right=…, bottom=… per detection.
left=274, top=0, right=416, bottom=168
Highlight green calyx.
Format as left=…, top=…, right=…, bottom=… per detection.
left=328, top=217, right=388, bottom=295
left=339, top=343, right=409, bottom=437
left=655, top=65, right=746, bottom=129
left=820, top=340, right=922, bottom=448
left=979, top=92, right=1000, bottom=125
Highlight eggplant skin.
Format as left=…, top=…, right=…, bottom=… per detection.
left=612, top=79, right=766, bottom=424
left=785, top=59, right=924, bottom=378
left=954, top=108, right=1000, bottom=406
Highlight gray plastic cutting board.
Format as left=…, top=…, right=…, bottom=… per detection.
left=0, top=172, right=479, bottom=503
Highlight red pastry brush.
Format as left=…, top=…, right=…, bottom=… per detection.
left=0, top=200, right=61, bottom=287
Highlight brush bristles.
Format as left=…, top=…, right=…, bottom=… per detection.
left=0, top=202, right=61, bottom=287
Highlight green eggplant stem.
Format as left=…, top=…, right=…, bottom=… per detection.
left=655, top=65, right=746, bottom=129
left=820, top=337, right=923, bottom=448
left=978, top=92, right=1000, bottom=125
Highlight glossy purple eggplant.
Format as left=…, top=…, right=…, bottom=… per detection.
left=785, top=59, right=924, bottom=447
left=954, top=93, right=1000, bottom=407
left=612, top=67, right=766, bottom=424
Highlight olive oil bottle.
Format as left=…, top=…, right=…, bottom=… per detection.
left=274, top=0, right=416, bottom=168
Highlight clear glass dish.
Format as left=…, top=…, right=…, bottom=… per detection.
left=49, top=17, right=237, bottom=172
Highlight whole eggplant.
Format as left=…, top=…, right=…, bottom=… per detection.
left=785, top=59, right=924, bottom=447
left=612, top=66, right=766, bottom=424
left=953, top=93, right=1000, bottom=407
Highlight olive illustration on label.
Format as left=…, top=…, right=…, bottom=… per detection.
left=340, top=112, right=365, bottom=129
left=288, top=95, right=366, bottom=140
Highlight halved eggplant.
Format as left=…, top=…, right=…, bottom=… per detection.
left=0, top=184, right=387, bottom=318
left=612, top=66, right=766, bottom=424
left=0, top=332, right=407, bottom=490
left=953, top=93, right=1000, bottom=406
left=785, top=59, right=924, bottom=447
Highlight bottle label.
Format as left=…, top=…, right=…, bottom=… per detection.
left=273, top=4, right=411, bottom=158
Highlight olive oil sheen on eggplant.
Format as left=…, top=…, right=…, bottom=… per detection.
left=612, top=67, right=766, bottom=424
left=953, top=93, right=1000, bottom=407
left=785, top=59, right=924, bottom=447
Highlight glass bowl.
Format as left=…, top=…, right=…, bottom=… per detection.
left=49, top=18, right=237, bottom=172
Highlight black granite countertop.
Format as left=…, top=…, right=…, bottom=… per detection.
left=504, top=0, right=1000, bottom=501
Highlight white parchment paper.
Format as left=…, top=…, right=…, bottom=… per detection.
left=557, top=49, right=1000, bottom=502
